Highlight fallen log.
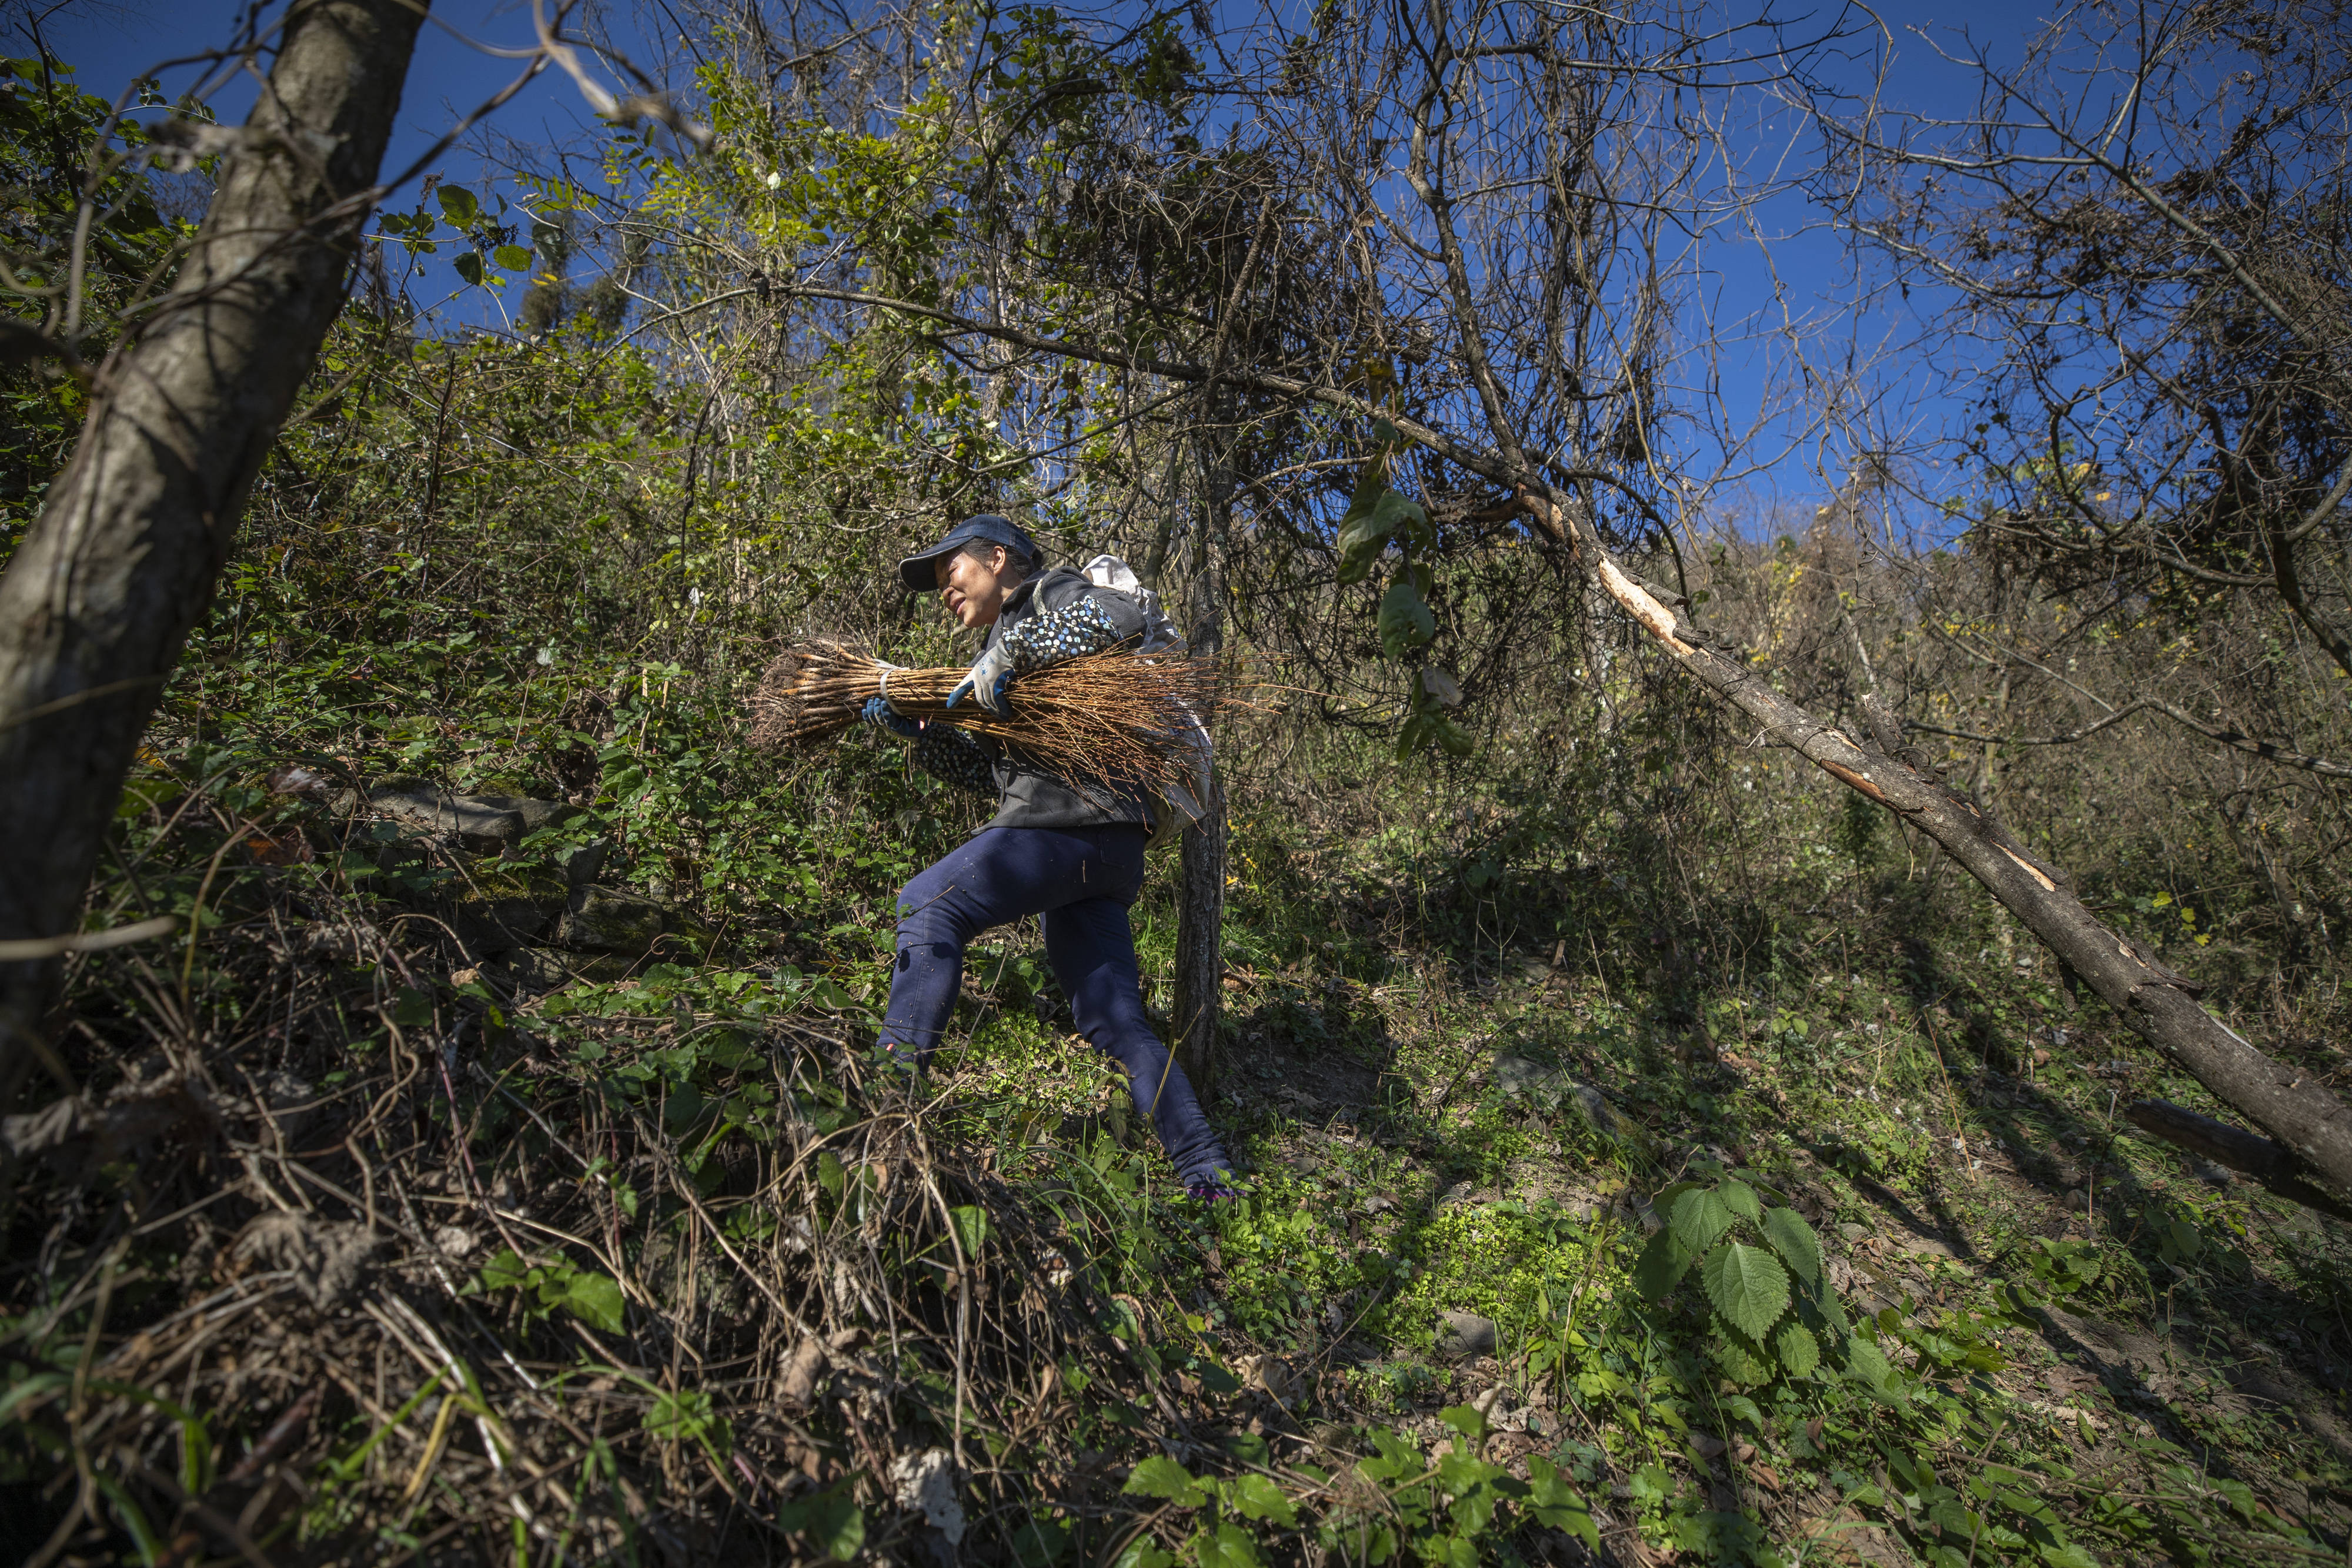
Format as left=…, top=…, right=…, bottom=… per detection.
left=1510, top=485, right=2352, bottom=1212
left=2123, top=1099, right=2352, bottom=1224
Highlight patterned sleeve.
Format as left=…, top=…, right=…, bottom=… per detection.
left=1000, top=594, right=1132, bottom=673
left=910, top=725, right=997, bottom=796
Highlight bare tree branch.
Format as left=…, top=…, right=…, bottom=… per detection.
left=1908, top=698, right=2352, bottom=781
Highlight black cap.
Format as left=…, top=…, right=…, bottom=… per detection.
left=897, top=514, right=1041, bottom=591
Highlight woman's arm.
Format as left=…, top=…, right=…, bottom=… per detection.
left=1001, top=582, right=1145, bottom=670
left=910, top=726, right=997, bottom=795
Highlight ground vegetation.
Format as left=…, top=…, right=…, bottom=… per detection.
left=2, top=1, right=2350, bottom=1563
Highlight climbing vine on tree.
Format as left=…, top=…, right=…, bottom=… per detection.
left=1335, top=417, right=1469, bottom=761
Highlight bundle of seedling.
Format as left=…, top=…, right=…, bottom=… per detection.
left=748, top=639, right=1215, bottom=793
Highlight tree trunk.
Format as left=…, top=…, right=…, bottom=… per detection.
left=1518, top=489, right=2352, bottom=1205
left=1170, top=457, right=1230, bottom=1094
left=1983, top=671, right=2015, bottom=968
left=1173, top=771, right=1228, bottom=1092
left=0, top=0, right=427, bottom=1114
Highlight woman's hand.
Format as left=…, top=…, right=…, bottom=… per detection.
left=946, top=641, right=1017, bottom=714
left=862, top=696, right=923, bottom=738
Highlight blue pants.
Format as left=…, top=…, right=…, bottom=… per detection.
left=880, top=825, right=1231, bottom=1187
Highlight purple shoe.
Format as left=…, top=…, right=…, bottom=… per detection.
left=1186, top=1180, right=1245, bottom=1205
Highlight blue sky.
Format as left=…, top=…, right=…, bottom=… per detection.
left=23, top=0, right=614, bottom=196
left=18, top=0, right=2066, bottom=523
left=22, top=0, right=643, bottom=335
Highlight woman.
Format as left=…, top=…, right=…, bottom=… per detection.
left=861, top=513, right=1238, bottom=1201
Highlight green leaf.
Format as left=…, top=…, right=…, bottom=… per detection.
left=1230, top=1473, right=1298, bottom=1526
left=1929, top=1497, right=1982, bottom=1538
left=1112, top=1544, right=1176, bottom=1568
left=643, top=1388, right=723, bottom=1447
left=1224, top=1430, right=1272, bottom=1468
left=1439, top=1449, right=1508, bottom=1530
left=1716, top=1177, right=1761, bottom=1222
left=1632, top=1227, right=1696, bottom=1300
left=1809, top=1281, right=1851, bottom=1339
left=1774, top=1319, right=1821, bottom=1378
left=1525, top=1457, right=1600, bottom=1548
left=1398, top=711, right=1472, bottom=760
left=1651, top=1180, right=1703, bottom=1212
left=1372, top=487, right=1432, bottom=551
left=492, top=244, right=534, bottom=271
left=177, top=1407, right=213, bottom=1495
left=948, top=1203, right=987, bottom=1259
left=1410, top=714, right=1475, bottom=757
left=2206, top=1476, right=2256, bottom=1523
left=1711, top=1326, right=1775, bottom=1386
left=91, top=1474, right=163, bottom=1566
left=476, top=1249, right=529, bottom=1292
left=1701, top=1242, right=1791, bottom=1340
left=1337, top=507, right=1391, bottom=584
left=453, top=250, right=483, bottom=286
left=1122, top=1455, right=1205, bottom=1505
left=1843, top=1335, right=1904, bottom=1403
left=562, top=1271, right=626, bottom=1333
left=776, top=1490, right=864, bottom=1560
left=1357, top=1429, right=1419, bottom=1484
left=1669, top=1188, right=1736, bottom=1252
left=1378, top=579, right=1438, bottom=657
left=1010, top=1517, right=1069, bottom=1567
left=437, top=184, right=480, bottom=226
left=1339, top=461, right=1387, bottom=526
left=1760, top=1206, right=1822, bottom=1290
left=1197, top=1522, right=1262, bottom=1568
left=1438, top=1403, right=1488, bottom=1443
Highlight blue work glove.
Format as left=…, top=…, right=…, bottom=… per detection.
left=945, top=640, right=1017, bottom=716
left=861, top=695, right=922, bottom=738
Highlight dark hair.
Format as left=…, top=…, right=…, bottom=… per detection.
left=959, top=538, right=1037, bottom=577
